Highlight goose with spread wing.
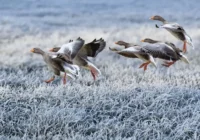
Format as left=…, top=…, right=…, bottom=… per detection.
left=150, top=15, right=193, bottom=53
left=30, top=48, right=79, bottom=85
left=110, top=41, right=157, bottom=71
left=141, top=38, right=189, bottom=67
left=50, top=38, right=106, bottom=80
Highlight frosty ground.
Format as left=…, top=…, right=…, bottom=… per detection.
left=0, top=24, right=200, bottom=139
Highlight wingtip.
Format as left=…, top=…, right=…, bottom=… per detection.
left=77, top=37, right=84, bottom=42
left=191, top=43, right=195, bottom=49
left=101, top=38, right=105, bottom=42
left=180, top=55, right=190, bottom=64
left=152, top=62, right=157, bottom=68
left=69, top=39, right=73, bottom=42
left=155, top=24, right=159, bottom=28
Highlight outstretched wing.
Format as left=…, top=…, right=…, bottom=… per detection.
left=55, top=37, right=85, bottom=62
left=161, top=23, right=186, bottom=33
left=79, top=38, right=106, bottom=57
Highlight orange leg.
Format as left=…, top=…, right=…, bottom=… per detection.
left=162, top=61, right=176, bottom=67
left=63, top=72, right=67, bottom=85
left=139, top=63, right=147, bottom=68
left=139, top=61, right=150, bottom=71
left=45, top=76, right=55, bottom=83
left=183, top=41, right=187, bottom=53
left=90, top=70, right=96, bottom=81
left=89, top=66, right=98, bottom=81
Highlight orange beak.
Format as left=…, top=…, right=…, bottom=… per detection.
left=30, top=48, right=34, bottom=52
left=49, top=48, right=53, bottom=52
left=141, top=39, right=145, bottom=42
left=115, top=42, right=118, bottom=44
left=150, top=16, right=154, bottom=20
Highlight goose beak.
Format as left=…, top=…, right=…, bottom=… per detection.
left=150, top=16, right=154, bottom=20
left=49, top=48, right=53, bottom=52
left=115, top=42, right=118, bottom=44
left=30, top=48, right=34, bottom=52
left=141, top=39, right=145, bottom=42
left=109, top=47, right=118, bottom=52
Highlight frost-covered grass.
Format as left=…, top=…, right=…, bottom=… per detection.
left=1, top=0, right=200, bottom=138
left=1, top=26, right=200, bottom=139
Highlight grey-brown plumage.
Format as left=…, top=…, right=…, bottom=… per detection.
left=110, top=41, right=157, bottom=71
left=109, top=42, right=137, bottom=58
left=30, top=48, right=79, bottom=84
left=50, top=38, right=106, bottom=80
left=114, top=41, right=135, bottom=48
left=141, top=39, right=178, bottom=61
left=79, top=38, right=106, bottom=57
left=117, top=51, right=138, bottom=58
left=150, top=15, right=194, bottom=53
left=141, top=38, right=189, bottom=67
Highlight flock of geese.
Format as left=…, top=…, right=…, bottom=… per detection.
left=30, top=15, right=193, bottom=85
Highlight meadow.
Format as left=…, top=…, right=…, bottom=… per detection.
left=1, top=0, right=200, bottom=139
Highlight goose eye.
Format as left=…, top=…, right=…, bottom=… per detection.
left=177, top=27, right=183, bottom=31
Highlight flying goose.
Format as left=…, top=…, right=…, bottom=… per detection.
left=141, top=38, right=189, bottom=67
left=50, top=38, right=106, bottom=80
left=150, top=15, right=193, bottom=53
left=30, top=48, right=80, bottom=85
left=110, top=41, right=157, bottom=71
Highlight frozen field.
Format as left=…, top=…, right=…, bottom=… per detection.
left=1, top=0, right=200, bottom=139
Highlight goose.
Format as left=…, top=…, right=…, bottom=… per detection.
left=141, top=38, right=189, bottom=67
left=30, top=48, right=79, bottom=85
left=110, top=41, right=157, bottom=71
left=50, top=38, right=106, bottom=80
left=150, top=15, right=193, bottom=53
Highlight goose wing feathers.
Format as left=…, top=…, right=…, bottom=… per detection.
left=143, top=43, right=178, bottom=60
left=79, top=38, right=106, bottom=57
left=53, top=37, right=85, bottom=62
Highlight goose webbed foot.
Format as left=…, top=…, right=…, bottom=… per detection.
left=89, top=66, right=98, bottom=81
left=183, top=41, right=187, bottom=53
left=162, top=61, right=176, bottom=67
left=139, top=61, right=150, bottom=71
left=63, top=72, right=67, bottom=85
left=45, top=76, right=55, bottom=83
